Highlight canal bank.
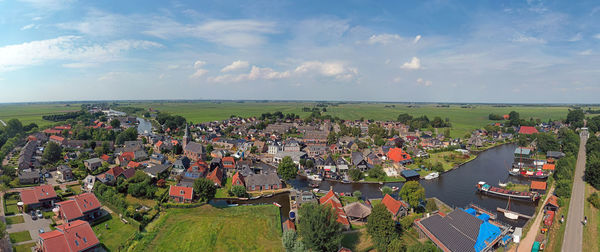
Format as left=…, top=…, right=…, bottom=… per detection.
left=290, top=143, right=536, bottom=227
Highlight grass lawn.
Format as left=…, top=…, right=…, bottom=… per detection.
left=12, top=242, right=36, bottom=252
left=5, top=215, right=25, bottom=225
left=4, top=193, right=20, bottom=215
left=68, top=185, right=83, bottom=195
left=125, top=194, right=157, bottom=208
left=92, top=213, right=140, bottom=251
left=584, top=184, right=599, bottom=252
left=364, top=176, right=406, bottom=183
left=215, top=177, right=233, bottom=198
left=9, top=231, right=32, bottom=243
left=505, top=182, right=530, bottom=192
left=115, top=101, right=573, bottom=138
left=341, top=229, right=373, bottom=252
left=132, top=204, right=282, bottom=252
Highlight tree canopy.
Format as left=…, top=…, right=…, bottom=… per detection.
left=297, top=203, right=343, bottom=252
left=399, top=181, right=425, bottom=210
left=42, top=141, right=62, bottom=163
left=278, top=156, right=298, bottom=181
left=367, top=204, right=400, bottom=251
left=193, top=178, right=217, bottom=202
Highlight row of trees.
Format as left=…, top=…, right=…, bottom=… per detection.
left=42, top=111, right=85, bottom=121
left=585, top=136, right=600, bottom=189
left=552, top=128, right=580, bottom=201
left=397, top=113, right=451, bottom=130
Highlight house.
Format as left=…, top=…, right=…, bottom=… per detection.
left=57, top=165, right=74, bottom=182
left=518, top=126, right=539, bottom=135
left=55, top=193, right=102, bottom=223
left=19, top=169, right=41, bottom=184
left=84, top=158, right=103, bottom=171
left=207, top=166, right=224, bottom=187
left=273, top=151, right=307, bottom=165
left=49, top=135, right=67, bottom=146
left=542, top=163, right=555, bottom=171
left=245, top=173, right=282, bottom=191
left=171, top=156, right=191, bottom=178
left=96, top=166, right=124, bottom=185
left=545, top=195, right=559, bottom=212
left=169, top=185, right=193, bottom=203
left=20, top=184, right=58, bottom=209
left=336, top=157, right=350, bottom=173
left=283, top=219, right=296, bottom=232
left=99, top=154, right=112, bottom=164
left=38, top=220, right=100, bottom=252
left=149, top=153, right=167, bottom=164
left=319, top=190, right=350, bottom=230
left=343, top=202, right=372, bottom=222
left=351, top=152, right=369, bottom=172
left=414, top=208, right=505, bottom=252
left=222, top=156, right=236, bottom=172
left=514, top=147, right=532, bottom=158
left=386, top=147, right=412, bottom=164
left=381, top=194, right=409, bottom=219
left=547, top=151, right=565, bottom=159
left=143, top=164, right=170, bottom=179
left=401, top=170, right=420, bottom=181
left=231, top=172, right=245, bottom=187
left=83, top=175, right=96, bottom=192
left=324, top=156, right=337, bottom=173
left=119, top=167, right=136, bottom=180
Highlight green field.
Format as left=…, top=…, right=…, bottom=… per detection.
left=132, top=204, right=282, bottom=252
left=0, top=101, right=579, bottom=137
left=0, top=103, right=81, bottom=128
left=92, top=213, right=140, bottom=251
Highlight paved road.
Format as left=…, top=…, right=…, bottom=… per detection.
left=516, top=186, right=556, bottom=252
left=561, top=130, right=588, bottom=252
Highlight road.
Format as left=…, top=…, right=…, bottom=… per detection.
left=516, top=186, right=555, bottom=252
left=561, top=130, right=588, bottom=252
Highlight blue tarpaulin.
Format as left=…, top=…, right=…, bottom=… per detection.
left=465, top=208, right=477, bottom=216
left=477, top=213, right=490, bottom=222
left=474, top=221, right=501, bottom=252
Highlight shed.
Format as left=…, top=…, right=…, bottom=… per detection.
left=530, top=181, right=547, bottom=191
left=401, top=170, right=420, bottom=181
left=343, top=202, right=372, bottom=221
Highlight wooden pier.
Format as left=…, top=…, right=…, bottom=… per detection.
left=469, top=203, right=497, bottom=219
left=496, top=207, right=533, bottom=219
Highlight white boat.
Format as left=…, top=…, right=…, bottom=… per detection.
left=307, top=174, right=323, bottom=182
left=424, top=172, right=439, bottom=180
left=498, top=181, right=508, bottom=187
left=273, top=202, right=282, bottom=208
left=504, top=212, right=519, bottom=220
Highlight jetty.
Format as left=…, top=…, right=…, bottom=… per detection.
left=496, top=207, right=533, bottom=219
left=469, top=203, right=498, bottom=219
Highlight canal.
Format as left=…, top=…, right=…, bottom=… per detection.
left=137, top=117, right=153, bottom=134
left=210, top=193, right=292, bottom=224
left=289, top=143, right=537, bottom=227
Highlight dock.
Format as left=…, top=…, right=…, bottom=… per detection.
left=469, top=203, right=497, bottom=219
left=496, top=207, right=533, bottom=219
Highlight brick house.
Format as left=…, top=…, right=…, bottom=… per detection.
left=38, top=220, right=100, bottom=252
left=55, top=193, right=102, bottom=223
left=169, top=185, right=193, bottom=203
left=20, top=184, right=58, bottom=209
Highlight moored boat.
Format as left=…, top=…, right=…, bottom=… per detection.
left=307, top=174, right=323, bottom=182
left=273, top=202, right=281, bottom=207
left=476, top=181, right=539, bottom=201
left=424, top=172, right=439, bottom=180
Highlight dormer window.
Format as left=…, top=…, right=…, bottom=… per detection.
left=75, top=240, right=79, bottom=246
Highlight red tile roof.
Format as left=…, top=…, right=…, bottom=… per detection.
left=283, top=219, right=296, bottom=231
left=222, top=157, right=235, bottom=169
left=55, top=125, right=72, bottom=130
left=20, top=184, right=58, bottom=205
left=105, top=166, right=124, bottom=178
left=57, top=193, right=101, bottom=221
left=207, top=167, right=223, bottom=186
left=40, top=220, right=99, bottom=252
left=100, top=154, right=110, bottom=162
left=155, top=140, right=163, bottom=148
left=319, top=190, right=350, bottom=227
left=121, top=152, right=135, bottom=162
left=231, top=172, right=245, bottom=187
left=50, top=135, right=65, bottom=142
left=542, top=164, right=555, bottom=171
left=386, top=147, right=412, bottom=163
left=531, top=181, right=547, bottom=190
left=547, top=195, right=559, bottom=207
left=381, top=194, right=407, bottom=216
left=127, top=161, right=141, bottom=169
left=43, top=129, right=62, bottom=135
left=169, top=185, right=193, bottom=200
left=518, top=126, right=539, bottom=135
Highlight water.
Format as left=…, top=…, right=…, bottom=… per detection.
left=289, top=143, right=536, bottom=227
left=137, top=117, right=153, bottom=134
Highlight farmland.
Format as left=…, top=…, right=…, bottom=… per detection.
left=131, top=204, right=282, bottom=252
left=0, top=103, right=81, bottom=128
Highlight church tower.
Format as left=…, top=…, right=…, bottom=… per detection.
left=183, top=123, right=190, bottom=149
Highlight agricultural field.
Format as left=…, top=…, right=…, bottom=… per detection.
left=0, top=103, right=81, bottom=127
left=132, top=204, right=282, bottom=252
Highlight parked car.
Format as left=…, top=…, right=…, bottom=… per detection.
left=38, top=229, right=44, bottom=234
left=36, top=209, right=43, bottom=219
left=31, top=211, right=37, bottom=220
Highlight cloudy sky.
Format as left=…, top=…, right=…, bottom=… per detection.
left=0, top=0, right=599, bottom=103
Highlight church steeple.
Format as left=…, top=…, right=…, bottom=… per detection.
left=183, top=123, right=190, bottom=149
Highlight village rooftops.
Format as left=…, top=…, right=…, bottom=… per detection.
left=518, top=126, right=539, bottom=135
left=39, top=220, right=100, bottom=252
left=56, top=193, right=102, bottom=221
left=20, top=184, right=57, bottom=205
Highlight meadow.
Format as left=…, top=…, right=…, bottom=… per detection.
left=0, top=101, right=583, bottom=137
left=132, top=204, right=283, bottom=252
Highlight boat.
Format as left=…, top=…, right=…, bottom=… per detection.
left=250, top=196, right=261, bottom=200
left=228, top=204, right=239, bottom=207
left=508, top=168, right=549, bottom=179
left=307, top=174, right=323, bottom=182
left=379, top=186, right=400, bottom=192
left=238, top=197, right=249, bottom=200
left=476, top=181, right=540, bottom=201
left=424, top=172, right=439, bottom=180
left=273, top=202, right=282, bottom=207
left=264, top=194, right=273, bottom=198
left=341, top=179, right=350, bottom=184
left=503, top=197, right=518, bottom=220
left=498, top=181, right=508, bottom=187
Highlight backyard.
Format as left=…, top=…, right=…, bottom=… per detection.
left=92, top=213, right=140, bottom=251
left=131, top=204, right=282, bottom=251
left=4, top=192, right=20, bottom=215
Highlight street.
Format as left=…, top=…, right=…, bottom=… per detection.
left=561, top=130, right=588, bottom=252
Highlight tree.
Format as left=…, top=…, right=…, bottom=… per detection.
left=5, top=119, right=23, bottom=137
left=297, top=203, right=343, bottom=252
left=231, top=185, right=248, bottom=197
left=327, top=131, right=337, bottom=145
left=282, top=230, right=297, bottom=252
left=508, top=111, right=520, bottom=126
left=110, top=119, right=121, bottom=128
left=565, top=109, right=585, bottom=129
left=381, top=186, right=393, bottom=195
left=354, top=190, right=362, bottom=200
left=43, top=141, right=62, bottom=163
left=425, top=198, right=438, bottom=213
left=406, top=241, right=439, bottom=252
left=368, top=166, right=386, bottom=181
left=367, top=204, right=400, bottom=251
left=193, top=178, right=217, bottom=202
left=349, top=168, right=364, bottom=181
left=0, top=218, right=6, bottom=239
left=305, top=159, right=314, bottom=169
left=278, top=156, right=298, bottom=181
left=399, top=181, right=425, bottom=210
left=387, top=239, right=406, bottom=252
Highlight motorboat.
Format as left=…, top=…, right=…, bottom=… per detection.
left=424, top=172, right=439, bottom=180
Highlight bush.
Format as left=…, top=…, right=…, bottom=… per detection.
left=588, top=192, right=600, bottom=209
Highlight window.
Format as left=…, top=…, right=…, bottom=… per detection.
left=83, top=237, right=87, bottom=243
left=75, top=240, right=79, bottom=246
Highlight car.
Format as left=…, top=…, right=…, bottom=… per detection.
left=36, top=209, right=43, bottom=219
left=31, top=211, right=37, bottom=220
left=38, top=229, right=44, bottom=234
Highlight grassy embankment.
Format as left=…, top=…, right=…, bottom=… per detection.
left=583, top=184, right=600, bottom=252
left=129, top=204, right=283, bottom=251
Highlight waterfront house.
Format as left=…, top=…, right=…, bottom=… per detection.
left=245, top=173, right=282, bottom=191
left=319, top=190, right=350, bottom=230
left=530, top=181, right=547, bottom=192
left=545, top=195, right=559, bottom=212
left=231, top=172, right=245, bottom=187
left=351, top=152, right=369, bottom=172
left=387, top=147, right=412, bottom=165
left=381, top=194, right=409, bottom=219
left=38, top=220, right=100, bottom=252
left=401, top=170, right=420, bottom=181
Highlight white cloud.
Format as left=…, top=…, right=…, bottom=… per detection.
left=190, top=69, right=208, bottom=79
left=413, top=35, right=422, bottom=44
left=167, top=65, right=179, bottom=70
left=208, top=66, right=290, bottom=83
left=193, top=60, right=206, bottom=69
left=568, top=33, right=582, bottom=42
left=400, top=57, right=421, bottom=70
left=21, top=24, right=35, bottom=30
left=367, top=34, right=402, bottom=45
left=18, top=0, right=74, bottom=10
left=221, top=60, right=249, bottom=72
left=294, top=61, right=357, bottom=80
left=512, top=34, right=546, bottom=44
left=0, top=36, right=162, bottom=72
left=32, top=17, right=42, bottom=21
left=594, top=34, right=600, bottom=39
left=416, top=78, right=432, bottom=86
left=578, top=50, right=592, bottom=56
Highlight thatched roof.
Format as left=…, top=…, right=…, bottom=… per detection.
left=343, top=202, right=372, bottom=219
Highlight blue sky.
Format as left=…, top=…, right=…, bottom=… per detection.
left=0, top=0, right=599, bottom=103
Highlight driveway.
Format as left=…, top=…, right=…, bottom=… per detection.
left=6, top=213, right=53, bottom=244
